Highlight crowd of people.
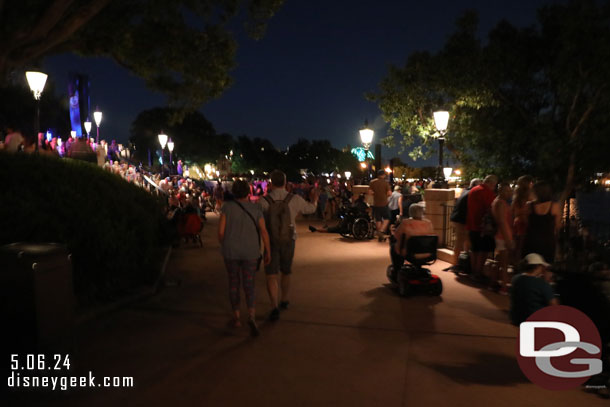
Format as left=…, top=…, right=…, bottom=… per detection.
left=0, top=126, right=587, bottom=335
left=448, top=174, right=564, bottom=324
left=207, top=168, right=569, bottom=335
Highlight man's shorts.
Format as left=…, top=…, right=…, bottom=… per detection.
left=469, top=231, right=495, bottom=253
left=372, top=206, right=390, bottom=222
left=265, top=239, right=296, bottom=275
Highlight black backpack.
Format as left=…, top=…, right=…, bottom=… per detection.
left=450, top=191, right=469, bottom=224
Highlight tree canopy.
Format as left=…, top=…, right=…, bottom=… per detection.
left=369, top=0, right=610, bottom=202
left=1, top=0, right=284, bottom=113
left=130, top=107, right=361, bottom=179
left=130, top=107, right=231, bottom=164
left=0, top=82, right=71, bottom=139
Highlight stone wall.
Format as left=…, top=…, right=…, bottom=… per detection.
left=422, top=189, right=455, bottom=246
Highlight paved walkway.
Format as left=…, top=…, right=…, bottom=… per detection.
left=7, top=213, right=607, bottom=406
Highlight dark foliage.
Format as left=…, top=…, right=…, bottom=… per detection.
left=0, top=152, right=168, bottom=305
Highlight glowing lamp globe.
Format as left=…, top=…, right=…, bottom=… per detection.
left=433, top=111, right=449, bottom=133
left=443, top=167, right=453, bottom=179
left=359, top=123, right=374, bottom=147
left=25, top=71, right=48, bottom=100
left=167, top=139, right=174, bottom=152
left=93, top=110, right=102, bottom=126
left=84, top=120, right=92, bottom=135
left=158, top=133, right=168, bottom=149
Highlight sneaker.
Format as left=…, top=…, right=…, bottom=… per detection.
left=248, top=318, right=260, bottom=337
left=269, top=307, right=280, bottom=322
left=308, top=225, right=317, bottom=232
left=279, top=301, right=289, bottom=310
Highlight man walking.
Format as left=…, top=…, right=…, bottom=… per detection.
left=368, top=170, right=392, bottom=241
left=259, top=170, right=318, bottom=321
left=466, top=175, right=498, bottom=279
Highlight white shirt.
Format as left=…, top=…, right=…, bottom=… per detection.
left=388, top=191, right=401, bottom=210
left=258, top=188, right=317, bottom=240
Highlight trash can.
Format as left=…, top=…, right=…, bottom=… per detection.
left=0, top=243, right=75, bottom=355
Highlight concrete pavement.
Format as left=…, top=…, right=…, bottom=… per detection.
left=6, top=213, right=607, bottom=406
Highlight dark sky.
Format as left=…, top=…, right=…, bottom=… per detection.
left=44, top=0, right=557, bottom=166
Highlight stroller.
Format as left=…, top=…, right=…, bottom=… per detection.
left=387, top=235, right=443, bottom=296
left=178, top=212, right=204, bottom=247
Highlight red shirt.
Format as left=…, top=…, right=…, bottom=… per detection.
left=466, top=184, right=496, bottom=231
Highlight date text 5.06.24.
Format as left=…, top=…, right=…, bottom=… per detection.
left=10, top=354, right=71, bottom=371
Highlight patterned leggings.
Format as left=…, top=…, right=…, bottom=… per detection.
left=224, top=258, right=258, bottom=310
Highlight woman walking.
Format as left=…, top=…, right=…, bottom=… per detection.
left=218, top=180, right=271, bottom=336
left=522, top=181, right=562, bottom=264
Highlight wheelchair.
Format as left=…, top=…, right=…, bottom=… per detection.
left=386, top=235, right=443, bottom=296
left=336, top=202, right=376, bottom=240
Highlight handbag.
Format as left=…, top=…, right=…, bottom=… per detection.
left=234, top=201, right=263, bottom=270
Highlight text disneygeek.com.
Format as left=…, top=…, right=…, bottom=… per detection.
left=8, top=371, right=134, bottom=391
left=7, top=354, right=133, bottom=391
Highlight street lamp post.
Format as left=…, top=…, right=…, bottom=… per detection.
left=359, top=119, right=374, bottom=182
left=433, top=111, right=449, bottom=186
left=158, top=131, right=168, bottom=170
left=167, top=139, right=174, bottom=175
left=25, top=71, right=48, bottom=152
left=93, top=108, right=102, bottom=143
left=84, top=119, right=92, bottom=139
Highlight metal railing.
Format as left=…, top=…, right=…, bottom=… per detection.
left=441, top=203, right=456, bottom=250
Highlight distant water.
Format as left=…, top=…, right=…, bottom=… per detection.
left=576, top=190, right=610, bottom=240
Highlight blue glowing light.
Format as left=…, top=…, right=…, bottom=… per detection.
left=351, top=147, right=374, bottom=162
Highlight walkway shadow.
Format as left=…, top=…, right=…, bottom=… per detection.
left=336, top=236, right=377, bottom=244
left=416, top=351, right=528, bottom=386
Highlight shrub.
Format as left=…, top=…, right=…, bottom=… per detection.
left=0, top=152, right=169, bottom=305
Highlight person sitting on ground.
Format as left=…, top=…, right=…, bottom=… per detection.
left=308, top=193, right=368, bottom=234
left=390, top=203, right=434, bottom=272
left=509, top=253, right=558, bottom=325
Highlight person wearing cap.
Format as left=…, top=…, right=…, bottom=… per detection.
left=509, top=253, right=558, bottom=325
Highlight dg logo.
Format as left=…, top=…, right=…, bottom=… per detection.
left=517, top=305, right=603, bottom=390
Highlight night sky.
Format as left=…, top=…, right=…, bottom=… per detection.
left=43, top=0, right=557, bottom=166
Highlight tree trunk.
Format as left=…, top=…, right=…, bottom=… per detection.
left=559, top=150, right=576, bottom=219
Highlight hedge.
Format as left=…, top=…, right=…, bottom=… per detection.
left=0, top=152, right=169, bottom=305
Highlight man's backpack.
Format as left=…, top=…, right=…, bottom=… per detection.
left=263, top=193, right=294, bottom=243
left=450, top=191, right=469, bottom=224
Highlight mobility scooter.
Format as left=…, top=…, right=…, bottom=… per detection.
left=387, top=235, right=443, bottom=296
